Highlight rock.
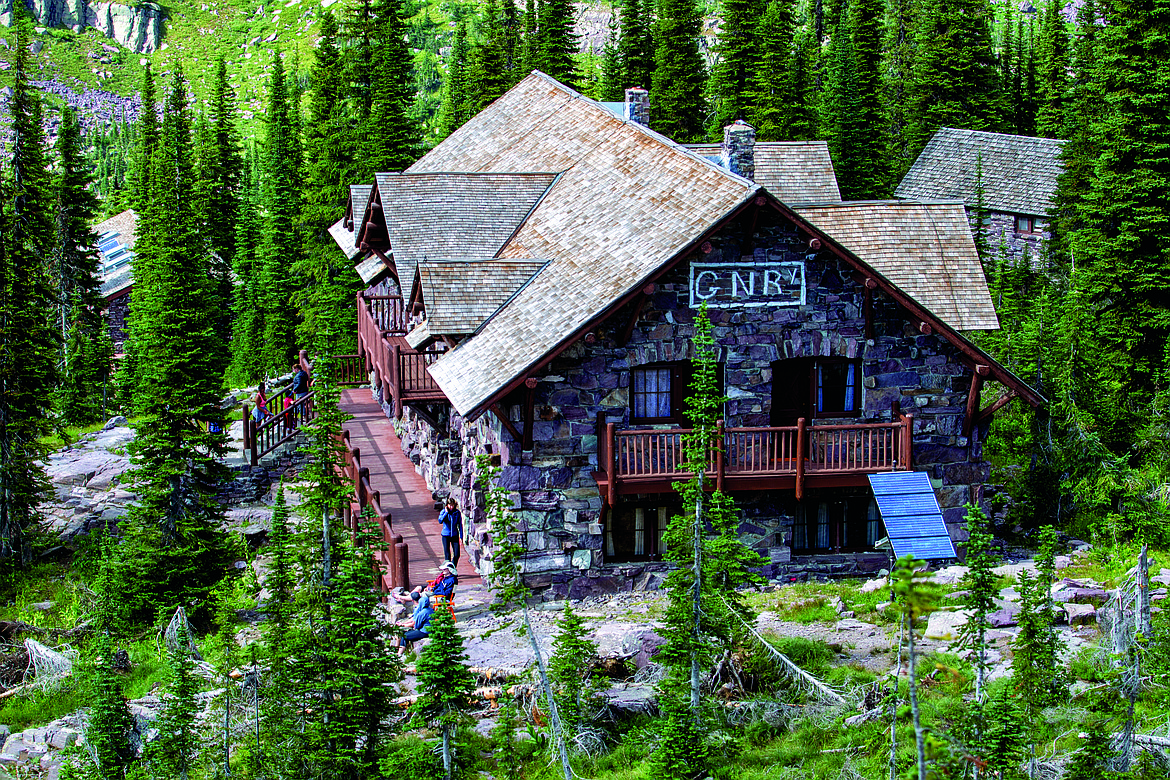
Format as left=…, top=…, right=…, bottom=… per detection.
left=1, top=732, right=25, bottom=755
left=102, top=415, right=128, bottom=431
left=1152, top=569, right=1170, bottom=587
left=944, top=590, right=969, bottom=601
left=924, top=609, right=972, bottom=640
left=860, top=576, right=887, bottom=594
left=993, top=561, right=1037, bottom=578
left=634, top=630, right=666, bottom=669
left=48, top=728, right=79, bottom=750
left=0, top=725, right=8, bottom=743
left=30, top=39, right=43, bottom=54
left=931, top=565, right=969, bottom=585
left=828, top=596, right=845, bottom=613
left=835, top=618, right=876, bottom=632
left=988, top=606, right=1020, bottom=628
left=1062, top=602, right=1096, bottom=626
left=30, top=601, right=55, bottom=612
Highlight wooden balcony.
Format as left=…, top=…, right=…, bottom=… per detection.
left=594, top=415, right=914, bottom=504
left=356, top=292, right=448, bottom=416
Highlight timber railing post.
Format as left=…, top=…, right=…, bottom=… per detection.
left=394, top=539, right=409, bottom=590
left=902, top=414, right=914, bottom=470
left=390, top=341, right=402, bottom=418
left=795, top=417, right=806, bottom=501
left=715, top=419, right=725, bottom=492
left=606, top=422, right=617, bottom=508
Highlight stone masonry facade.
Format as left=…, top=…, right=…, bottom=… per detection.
left=394, top=208, right=992, bottom=597
left=972, top=210, right=1050, bottom=271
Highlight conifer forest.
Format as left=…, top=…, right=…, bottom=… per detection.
left=2, top=0, right=1170, bottom=778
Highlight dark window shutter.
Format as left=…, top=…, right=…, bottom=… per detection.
left=771, top=357, right=812, bottom=425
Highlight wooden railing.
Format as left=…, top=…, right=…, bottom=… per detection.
left=598, top=414, right=914, bottom=502
left=337, top=429, right=408, bottom=590
left=241, top=350, right=316, bottom=466
left=332, top=353, right=367, bottom=387
left=356, top=292, right=447, bottom=417
left=365, top=294, right=408, bottom=335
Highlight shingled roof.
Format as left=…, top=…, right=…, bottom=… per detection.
left=349, top=184, right=373, bottom=230
left=95, top=209, right=138, bottom=299
left=895, top=128, right=1065, bottom=216
left=375, top=172, right=558, bottom=284
left=406, top=259, right=549, bottom=348
left=794, top=200, right=999, bottom=331
left=413, top=73, right=757, bottom=417
left=328, top=217, right=361, bottom=260
left=684, top=141, right=842, bottom=203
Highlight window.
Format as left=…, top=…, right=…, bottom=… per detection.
left=631, top=361, right=723, bottom=424
left=606, top=505, right=671, bottom=562
left=793, top=497, right=882, bottom=553
left=1015, top=215, right=1037, bottom=234
left=771, top=358, right=861, bottom=424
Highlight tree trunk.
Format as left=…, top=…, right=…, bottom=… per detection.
left=522, top=603, right=573, bottom=780
left=691, top=489, right=702, bottom=721
left=442, top=723, right=452, bottom=780
left=908, top=619, right=925, bottom=780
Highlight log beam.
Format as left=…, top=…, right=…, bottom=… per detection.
left=975, top=390, right=1019, bottom=425
left=618, top=284, right=656, bottom=347
left=490, top=404, right=523, bottom=443
left=963, top=369, right=986, bottom=437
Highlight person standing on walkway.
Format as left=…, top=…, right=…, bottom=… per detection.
left=291, top=362, right=309, bottom=399
left=438, top=498, right=463, bottom=567
left=251, top=382, right=270, bottom=423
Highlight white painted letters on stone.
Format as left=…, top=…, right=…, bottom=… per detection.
left=689, top=261, right=805, bottom=308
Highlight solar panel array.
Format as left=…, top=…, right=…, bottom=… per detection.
left=867, top=471, right=957, bottom=560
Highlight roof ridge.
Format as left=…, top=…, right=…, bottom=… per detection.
left=935, top=126, right=1067, bottom=145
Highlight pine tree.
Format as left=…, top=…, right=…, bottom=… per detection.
left=749, top=0, right=797, bottom=141
left=53, top=105, right=103, bottom=332
left=537, top=0, right=578, bottom=84
left=548, top=605, right=601, bottom=737
left=618, top=0, right=654, bottom=91
left=709, top=0, right=763, bottom=135
left=147, top=619, right=200, bottom=779
left=1012, top=526, right=1064, bottom=710
left=598, top=10, right=624, bottom=101
left=228, top=190, right=265, bottom=385
left=258, top=52, right=303, bottom=373
left=882, top=0, right=917, bottom=179
left=0, top=12, right=59, bottom=566
left=128, top=63, right=159, bottom=214
left=652, top=0, right=707, bottom=142
left=470, top=0, right=514, bottom=111
left=958, top=503, right=997, bottom=703
left=522, top=0, right=538, bottom=73
left=196, top=56, right=242, bottom=371
left=440, top=19, right=474, bottom=137
left=115, top=66, right=232, bottom=623
left=820, top=17, right=866, bottom=197
left=891, top=555, right=941, bottom=780
left=84, top=633, right=138, bottom=777
left=413, top=607, right=475, bottom=780
left=365, top=0, right=419, bottom=174
left=297, top=10, right=362, bottom=353
left=60, top=300, right=114, bottom=427
left=1035, top=0, right=1069, bottom=138
left=906, top=0, right=1003, bottom=159
left=1071, top=0, right=1170, bottom=405
left=847, top=0, right=888, bottom=196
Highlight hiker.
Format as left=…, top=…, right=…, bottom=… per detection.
left=251, top=382, right=269, bottom=423
left=431, top=561, right=458, bottom=600
left=291, top=362, right=309, bottom=400
left=393, top=584, right=435, bottom=653
left=438, top=498, right=463, bottom=567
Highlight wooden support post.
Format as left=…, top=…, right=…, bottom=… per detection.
left=901, top=414, right=915, bottom=469
left=491, top=403, right=523, bottom=443
left=359, top=467, right=371, bottom=506
left=795, top=417, right=806, bottom=501
left=963, top=368, right=987, bottom=437
left=606, top=422, right=617, bottom=508
left=715, top=419, right=725, bottom=492
left=618, top=284, right=656, bottom=347
left=390, top=342, right=402, bottom=418
left=975, top=390, right=1019, bottom=425
left=863, top=286, right=874, bottom=340
left=522, top=377, right=537, bottom=451
left=395, top=541, right=410, bottom=590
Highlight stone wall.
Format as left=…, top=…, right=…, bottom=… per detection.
left=1, top=0, right=163, bottom=53
left=971, top=209, right=1050, bottom=270
left=399, top=208, right=992, bottom=595
left=105, top=290, right=129, bottom=349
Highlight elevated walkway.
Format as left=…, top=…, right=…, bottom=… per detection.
left=339, top=388, right=489, bottom=612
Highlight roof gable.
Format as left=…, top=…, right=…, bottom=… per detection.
left=794, top=200, right=999, bottom=331
left=895, top=127, right=1065, bottom=216
left=418, top=73, right=757, bottom=416
left=376, top=171, right=558, bottom=284
left=416, top=258, right=550, bottom=336
left=684, top=141, right=842, bottom=203
left=96, top=209, right=138, bottom=299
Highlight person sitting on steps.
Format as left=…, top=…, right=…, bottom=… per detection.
left=392, top=582, right=435, bottom=654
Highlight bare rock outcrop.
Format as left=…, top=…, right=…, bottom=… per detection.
left=0, top=0, right=163, bottom=53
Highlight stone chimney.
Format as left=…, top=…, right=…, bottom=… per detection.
left=721, top=120, right=756, bottom=181
left=624, top=87, right=650, bottom=126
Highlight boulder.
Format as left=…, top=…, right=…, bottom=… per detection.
left=834, top=618, right=876, bottom=632
left=1062, top=602, right=1097, bottom=626
left=860, top=576, right=887, bottom=594
left=931, top=565, right=969, bottom=585
left=989, top=606, right=1020, bottom=628
left=924, top=609, right=972, bottom=640
left=102, top=415, right=128, bottom=431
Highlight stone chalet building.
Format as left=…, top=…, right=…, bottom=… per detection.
left=331, top=73, right=1044, bottom=597
left=94, top=209, right=137, bottom=350
left=896, top=127, right=1065, bottom=269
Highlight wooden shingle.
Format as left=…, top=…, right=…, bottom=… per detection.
left=416, top=259, right=549, bottom=337
left=895, top=128, right=1065, bottom=216
left=795, top=200, right=999, bottom=331
left=376, top=172, right=558, bottom=284
left=684, top=141, right=842, bottom=203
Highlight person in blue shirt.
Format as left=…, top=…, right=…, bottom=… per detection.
left=438, top=498, right=464, bottom=566
left=393, top=585, right=434, bottom=653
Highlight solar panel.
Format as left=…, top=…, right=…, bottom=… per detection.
left=868, top=471, right=956, bottom=561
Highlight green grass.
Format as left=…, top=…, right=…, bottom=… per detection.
left=38, top=419, right=116, bottom=453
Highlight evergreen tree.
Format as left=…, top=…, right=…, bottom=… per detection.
left=847, top=0, right=888, bottom=196
left=365, top=0, right=419, bottom=174
left=259, top=53, right=303, bottom=373
left=60, top=300, right=114, bottom=427
left=881, top=0, right=917, bottom=178
left=1012, top=526, right=1064, bottom=709
left=297, top=10, right=362, bottom=354
left=412, top=607, right=475, bottom=780
left=548, top=605, right=601, bottom=738
left=345, top=0, right=379, bottom=122
left=749, top=0, right=797, bottom=141
left=440, top=20, right=474, bottom=137
left=115, top=66, right=232, bottom=622
left=128, top=63, right=159, bottom=214
left=891, top=555, right=941, bottom=780
left=787, top=23, right=819, bottom=141
left=522, top=0, right=538, bottom=73
left=147, top=619, right=200, bottom=779
left=598, top=10, right=624, bottom=101
left=820, top=17, right=866, bottom=197
left=958, top=503, right=997, bottom=703
left=228, top=190, right=265, bottom=385
left=470, top=0, right=514, bottom=112
left=196, top=56, right=242, bottom=371
left=0, top=12, right=59, bottom=566
left=1072, top=0, right=1170, bottom=407
left=906, top=0, right=1003, bottom=159
left=618, top=0, right=654, bottom=91
left=53, top=105, right=103, bottom=331
left=1035, top=0, right=1069, bottom=138
left=537, top=0, right=578, bottom=84
left=652, top=0, right=707, bottom=142
left=709, top=0, right=763, bottom=135
left=84, top=633, right=138, bottom=777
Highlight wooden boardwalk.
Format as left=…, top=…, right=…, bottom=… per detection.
left=339, top=389, right=488, bottom=608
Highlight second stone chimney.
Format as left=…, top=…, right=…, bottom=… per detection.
left=624, top=87, right=649, bottom=126
left=721, top=120, right=756, bottom=181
